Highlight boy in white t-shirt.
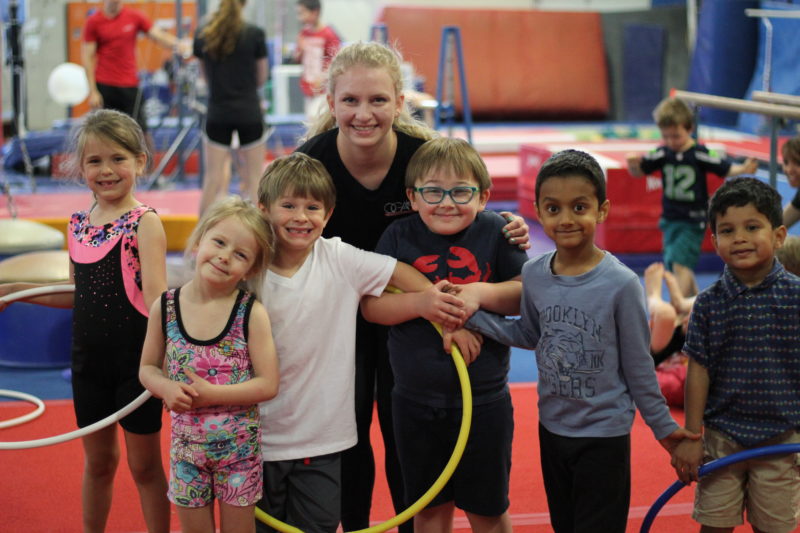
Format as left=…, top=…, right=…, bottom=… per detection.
left=254, top=152, right=465, bottom=533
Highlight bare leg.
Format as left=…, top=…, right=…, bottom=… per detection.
left=645, top=263, right=678, bottom=354
left=414, top=502, right=455, bottom=533
left=177, top=504, right=216, bottom=533
left=124, top=430, right=170, bottom=533
left=664, top=270, right=695, bottom=316
left=81, top=425, right=120, bottom=533
left=466, top=511, right=512, bottom=533
left=199, top=139, right=233, bottom=215
left=672, top=262, right=699, bottom=300
left=219, top=502, right=256, bottom=533
left=236, top=141, right=266, bottom=205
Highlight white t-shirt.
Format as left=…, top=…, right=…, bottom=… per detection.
left=259, top=237, right=396, bottom=461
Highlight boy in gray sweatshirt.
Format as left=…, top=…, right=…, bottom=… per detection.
left=468, top=149, right=698, bottom=533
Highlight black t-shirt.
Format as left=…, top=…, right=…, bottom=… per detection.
left=640, top=143, right=731, bottom=225
left=193, top=24, right=267, bottom=123
left=295, top=129, right=427, bottom=251
left=376, top=211, right=529, bottom=407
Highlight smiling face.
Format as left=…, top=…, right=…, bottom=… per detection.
left=194, top=216, right=259, bottom=289
left=80, top=135, right=144, bottom=206
left=536, top=175, right=609, bottom=253
left=407, top=168, right=489, bottom=235
left=712, top=203, right=786, bottom=285
left=327, top=65, right=403, bottom=151
left=263, top=191, right=332, bottom=256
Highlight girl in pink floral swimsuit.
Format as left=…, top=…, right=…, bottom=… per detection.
left=140, top=196, right=279, bottom=533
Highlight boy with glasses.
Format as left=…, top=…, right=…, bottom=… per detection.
left=360, top=137, right=527, bottom=533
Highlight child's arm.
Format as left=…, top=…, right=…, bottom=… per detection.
left=362, top=261, right=466, bottom=328
left=726, top=157, right=759, bottom=177
left=670, top=357, right=709, bottom=484
left=466, top=280, right=540, bottom=350
left=455, top=278, right=522, bottom=317
left=138, top=212, right=168, bottom=309
left=139, top=299, right=198, bottom=413
left=626, top=153, right=645, bottom=177
left=187, top=301, right=279, bottom=408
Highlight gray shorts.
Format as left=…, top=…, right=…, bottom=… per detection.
left=256, top=453, right=341, bottom=533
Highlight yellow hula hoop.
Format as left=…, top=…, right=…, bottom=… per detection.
left=257, top=287, right=473, bottom=533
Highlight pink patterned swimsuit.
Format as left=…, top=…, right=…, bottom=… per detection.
left=162, top=287, right=263, bottom=508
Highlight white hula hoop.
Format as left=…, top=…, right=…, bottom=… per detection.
left=0, top=284, right=76, bottom=304
left=0, top=389, right=46, bottom=429
left=0, top=390, right=153, bottom=450
left=1, top=284, right=153, bottom=450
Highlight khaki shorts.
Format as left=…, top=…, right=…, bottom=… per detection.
left=693, top=427, right=800, bottom=533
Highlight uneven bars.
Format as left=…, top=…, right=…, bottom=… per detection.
left=672, top=90, right=800, bottom=120
left=752, top=90, right=800, bottom=108
left=745, top=9, right=800, bottom=19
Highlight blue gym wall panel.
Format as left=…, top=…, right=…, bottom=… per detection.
left=738, top=1, right=800, bottom=135
left=622, top=23, right=666, bottom=121
left=601, top=6, right=689, bottom=122
left=687, top=0, right=759, bottom=127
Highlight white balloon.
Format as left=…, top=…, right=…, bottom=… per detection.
left=47, top=62, right=90, bottom=106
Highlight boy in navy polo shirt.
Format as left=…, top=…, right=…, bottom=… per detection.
left=672, top=176, right=800, bottom=533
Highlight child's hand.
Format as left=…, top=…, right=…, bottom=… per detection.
left=743, top=157, right=759, bottom=174
left=444, top=328, right=483, bottom=365
left=184, top=369, right=213, bottom=407
left=162, top=381, right=198, bottom=413
left=658, top=426, right=701, bottom=454
left=416, top=280, right=466, bottom=329
left=453, top=284, right=481, bottom=319
left=670, top=437, right=704, bottom=484
left=499, top=212, right=531, bottom=250
left=626, top=153, right=643, bottom=176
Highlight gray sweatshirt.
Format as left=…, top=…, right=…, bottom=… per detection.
left=468, top=251, right=679, bottom=440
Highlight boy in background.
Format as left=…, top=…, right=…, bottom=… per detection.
left=468, top=149, right=698, bottom=533
left=779, top=136, right=800, bottom=229
left=626, top=97, right=758, bottom=299
left=294, top=0, right=340, bottom=119
left=360, top=137, right=528, bottom=533
left=254, top=152, right=466, bottom=532
left=672, top=177, right=800, bottom=533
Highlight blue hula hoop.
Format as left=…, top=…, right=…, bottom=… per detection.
left=640, top=443, right=800, bottom=533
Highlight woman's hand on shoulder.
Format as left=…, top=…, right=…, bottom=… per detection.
left=499, top=212, right=530, bottom=250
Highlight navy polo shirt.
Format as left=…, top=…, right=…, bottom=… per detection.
left=683, top=260, right=800, bottom=447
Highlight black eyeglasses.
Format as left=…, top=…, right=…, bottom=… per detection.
left=413, top=186, right=479, bottom=205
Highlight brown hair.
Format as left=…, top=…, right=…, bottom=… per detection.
left=405, top=137, right=491, bottom=191
left=199, top=0, right=246, bottom=61
left=653, top=97, right=694, bottom=131
left=63, top=108, right=150, bottom=179
left=258, top=152, right=336, bottom=214
left=781, top=136, right=800, bottom=166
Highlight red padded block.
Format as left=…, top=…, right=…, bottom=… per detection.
left=378, top=7, right=609, bottom=118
